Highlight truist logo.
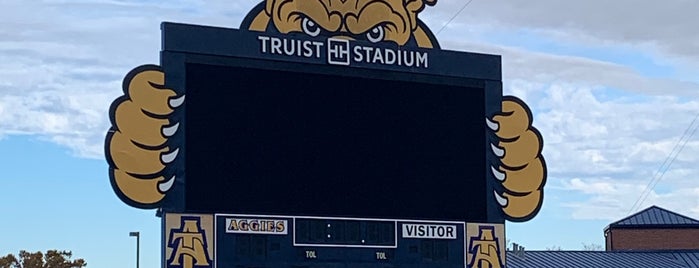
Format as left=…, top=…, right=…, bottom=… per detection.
left=257, top=36, right=429, bottom=69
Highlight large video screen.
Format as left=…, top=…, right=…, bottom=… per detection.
left=184, top=62, right=488, bottom=221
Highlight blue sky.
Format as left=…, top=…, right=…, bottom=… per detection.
left=2, top=0, right=699, bottom=267
left=0, top=136, right=160, bottom=267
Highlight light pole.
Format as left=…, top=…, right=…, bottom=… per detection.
left=129, top=232, right=140, bottom=268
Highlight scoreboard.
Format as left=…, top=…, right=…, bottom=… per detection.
left=215, top=215, right=468, bottom=268
left=161, top=23, right=503, bottom=222
left=104, top=0, right=548, bottom=266
left=157, top=22, right=507, bottom=268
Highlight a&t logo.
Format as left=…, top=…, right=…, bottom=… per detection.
left=166, top=215, right=213, bottom=268
left=467, top=225, right=505, bottom=268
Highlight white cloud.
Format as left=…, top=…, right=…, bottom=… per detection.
left=526, top=83, right=699, bottom=220
left=560, top=177, right=699, bottom=221
left=428, top=0, right=699, bottom=64
left=440, top=39, right=699, bottom=97
left=0, top=0, right=258, bottom=157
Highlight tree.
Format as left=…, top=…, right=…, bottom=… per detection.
left=582, top=243, right=604, bottom=251
left=0, top=250, right=86, bottom=268
left=545, top=245, right=563, bottom=251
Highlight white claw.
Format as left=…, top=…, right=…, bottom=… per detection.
left=486, top=117, right=499, bottom=131
left=492, top=166, right=506, bottom=181
left=162, top=122, right=180, bottom=137
left=161, top=148, right=180, bottom=164
left=169, top=95, right=185, bottom=108
left=494, top=191, right=508, bottom=207
left=491, top=144, right=505, bottom=158
left=158, top=176, right=175, bottom=192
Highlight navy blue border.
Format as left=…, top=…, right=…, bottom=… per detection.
left=159, top=22, right=504, bottom=223
left=161, top=22, right=499, bottom=81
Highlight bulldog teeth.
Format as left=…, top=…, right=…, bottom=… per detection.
left=494, top=191, right=508, bottom=207
left=492, top=166, right=505, bottom=181
left=491, top=144, right=505, bottom=158
left=161, top=148, right=180, bottom=164
left=169, top=95, right=185, bottom=108
left=162, top=122, right=180, bottom=137
left=486, top=117, right=499, bottom=131
left=158, top=176, right=175, bottom=192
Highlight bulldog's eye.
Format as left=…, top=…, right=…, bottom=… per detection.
left=366, top=25, right=385, bottom=43
left=302, top=17, right=321, bottom=37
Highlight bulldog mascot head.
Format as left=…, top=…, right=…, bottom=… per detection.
left=241, top=0, right=440, bottom=48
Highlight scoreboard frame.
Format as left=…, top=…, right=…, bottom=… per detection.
left=154, top=22, right=507, bottom=268
left=151, top=21, right=509, bottom=268
left=158, top=22, right=505, bottom=224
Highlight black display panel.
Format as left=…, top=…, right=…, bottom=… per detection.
left=294, top=218, right=396, bottom=247
left=185, top=62, right=487, bottom=221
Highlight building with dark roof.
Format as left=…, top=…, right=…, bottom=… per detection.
left=605, top=206, right=699, bottom=251
left=507, top=206, right=699, bottom=268
left=507, top=250, right=699, bottom=268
